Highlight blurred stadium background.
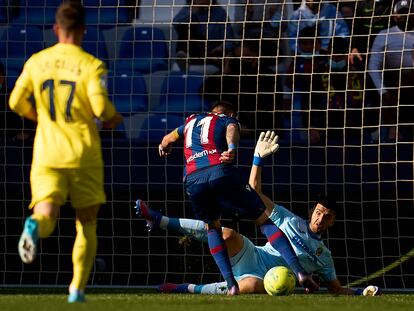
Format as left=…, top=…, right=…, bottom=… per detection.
left=0, top=0, right=413, bottom=290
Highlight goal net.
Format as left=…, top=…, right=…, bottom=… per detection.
left=0, top=0, right=413, bottom=290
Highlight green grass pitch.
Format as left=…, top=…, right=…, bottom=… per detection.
left=0, top=290, right=414, bottom=311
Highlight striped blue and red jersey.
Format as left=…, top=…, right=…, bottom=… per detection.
left=177, top=112, right=239, bottom=176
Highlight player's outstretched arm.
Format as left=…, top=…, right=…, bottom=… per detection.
left=159, top=128, right=182, bottom=156
left=249, top=131, right=279, bottom=211
left=253, top=131, right=279, bottom=160
left=360, top=285, right=382, bottom=296
left=325, top=279, right=381, bottom=296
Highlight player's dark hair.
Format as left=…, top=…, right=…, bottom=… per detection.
left=56, top=1, right=85, bottom=32
left=211, top=100, right=237, bottom=115
left=314, top=194, right=337, bottom=213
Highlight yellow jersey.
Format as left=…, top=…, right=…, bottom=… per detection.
left=9, top=43, right=117, bottom=168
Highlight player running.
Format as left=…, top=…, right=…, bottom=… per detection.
left=9, top=1, right=123, bottom=303
left=137, top=131, right=381, bottom=296
left=157, top=102, right=318, bottom=295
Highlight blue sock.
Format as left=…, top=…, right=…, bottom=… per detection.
left=260, top=219, right=303, bottom=275
left=158, top=283, right=190, bottom=293
left=171, top=283, right=190, bottom=293
left=207, top=228, right=237, bottom=289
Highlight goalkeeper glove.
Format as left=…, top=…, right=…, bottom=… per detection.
left=355, top=285, right=381, bottom=296
left=253, top=131, right=279, bottom=166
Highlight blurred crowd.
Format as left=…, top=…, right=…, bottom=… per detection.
left=1, top=0, right=413, bottom=144
left=171, top=0, right=413, bottom=144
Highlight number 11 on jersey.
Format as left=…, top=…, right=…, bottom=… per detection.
left=185, top=116, right=213, bottom=148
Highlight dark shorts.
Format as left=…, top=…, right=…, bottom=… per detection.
left=184, top=164, right=266, bottom=224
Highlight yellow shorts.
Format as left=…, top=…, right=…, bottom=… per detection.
left=29, top=166, right=106, bottom=209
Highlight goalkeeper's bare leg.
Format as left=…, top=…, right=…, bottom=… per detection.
left=136, top=202, right=266, bottom=294
left=156, top=228, right=264, bottom=294
left=159, top=276, right=264, bottom=295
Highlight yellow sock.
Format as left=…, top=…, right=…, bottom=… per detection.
left=70, top=220, right=97, bottom=291
left=30, top=214, right=57, bottom=238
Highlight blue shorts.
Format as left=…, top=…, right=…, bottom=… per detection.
left=184, top=164, right=266, bottom=224
left=231, top=236, right=287, bottom=281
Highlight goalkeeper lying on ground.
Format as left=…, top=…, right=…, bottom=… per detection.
left=135, top=131, right=380, bottom=296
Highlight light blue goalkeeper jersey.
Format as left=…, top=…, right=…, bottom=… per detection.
left=259, top=204, right=337, bottom=282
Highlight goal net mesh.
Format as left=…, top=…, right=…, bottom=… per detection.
left=0, top=0, right=413, bottom=289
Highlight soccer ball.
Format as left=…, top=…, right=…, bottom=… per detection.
left=263, top=266, right=296, bottom=296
